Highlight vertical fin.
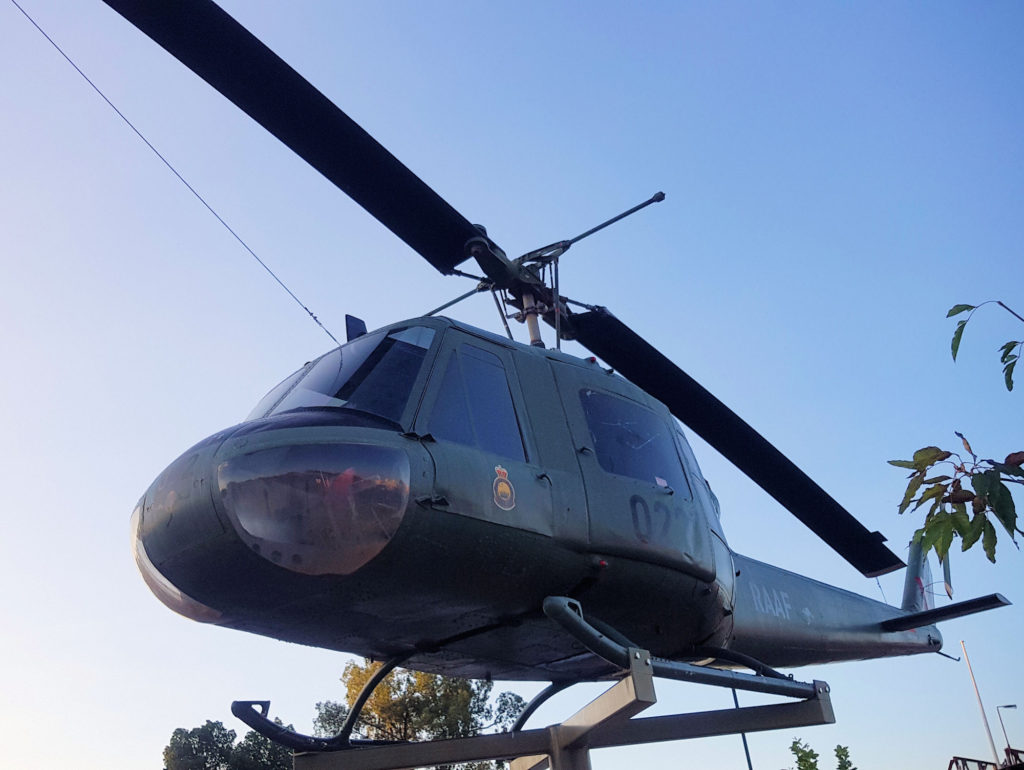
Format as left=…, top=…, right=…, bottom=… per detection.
left=901, top=540, right=933, bottom=612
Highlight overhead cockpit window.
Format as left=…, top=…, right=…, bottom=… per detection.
left=428, top=344, right=526, bottom=461
left=246, top=363, right=313, bottom=421
left=579, top=388, right=691, bottom=497
left=247, top=326, right=436, bottom=426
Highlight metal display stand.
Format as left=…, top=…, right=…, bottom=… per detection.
left=292, top=648, right=834, bottom=770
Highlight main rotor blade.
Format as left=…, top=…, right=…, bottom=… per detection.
left=570, top=307, right=905, bottom=578
left=101, top=0, right=486, bottom=275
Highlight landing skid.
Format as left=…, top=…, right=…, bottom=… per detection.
left=238, top=597, right=836, bottom=769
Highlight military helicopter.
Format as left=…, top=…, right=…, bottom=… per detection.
left=110, top=0, right=1008, bottom=754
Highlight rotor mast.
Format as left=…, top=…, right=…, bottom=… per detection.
left=468, top=192, right=667, bottom=348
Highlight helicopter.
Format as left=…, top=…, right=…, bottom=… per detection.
left=108, top=0, right=1010, bottom=754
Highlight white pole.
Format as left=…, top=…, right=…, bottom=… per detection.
left=961, top=640, right=1001, bottom=765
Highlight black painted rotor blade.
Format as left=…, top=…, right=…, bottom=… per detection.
left=570, top=307, right=905, bottom=578
left=101, top=0, right=486, bottom=274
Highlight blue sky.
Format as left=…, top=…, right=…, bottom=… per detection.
left=1, top=2, right=1022, bottom=768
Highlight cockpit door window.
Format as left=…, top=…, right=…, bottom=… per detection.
left=418, top=337, right=551, bottom=535
left=578, top=388, right=692, bottom=499
left=553, top=362, right=714, bottom=581
left=427, top=344, right=526, bottom=462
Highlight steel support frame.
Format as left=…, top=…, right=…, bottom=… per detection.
left=292, top=649, right=834, bottom=770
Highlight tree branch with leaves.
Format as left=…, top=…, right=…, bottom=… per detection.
left=948, top=301, right=1023, bottom=391
left=890, top=301, right=1023, bottom=563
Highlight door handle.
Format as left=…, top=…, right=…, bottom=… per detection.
left=415, top=494, right=449, bottom=509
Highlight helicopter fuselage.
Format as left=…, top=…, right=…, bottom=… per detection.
left=131, top=316, right=937, bottom=681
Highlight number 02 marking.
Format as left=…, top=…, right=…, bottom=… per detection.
left=630, top=495, right=652, bottom=543
left=630, top=495, right=674, bottom=543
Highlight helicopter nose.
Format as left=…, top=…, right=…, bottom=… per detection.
left=131, top=499, right=223, bottom=623
left=132, top=426, right=236, bottom=622
left=214, top=437, right=411, bottom=576
left=133, top=422, right=413, bottom=621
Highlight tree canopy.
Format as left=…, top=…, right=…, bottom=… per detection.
left=834, top=744, right=856, bottom=770
left=313, top=659, right=525, bottom=770
left=164, top=720, right=236, bottom=770
left=314, top=659, right=523, bottom=743
left=163, top=719, right=290, bottom=770
left=788, top=738, right=857, bottom=770
left=789, top=738, right=820, bottom=770
left=229, top=725, right=292, bottom=770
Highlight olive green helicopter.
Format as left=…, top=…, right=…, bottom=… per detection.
left=108, top=0, right=1009, bottom=755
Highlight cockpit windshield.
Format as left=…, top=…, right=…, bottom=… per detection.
left=246, top=326, right=436, bottom=425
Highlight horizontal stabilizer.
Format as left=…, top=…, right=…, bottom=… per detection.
left=880, top=593, right=1011, bottom=632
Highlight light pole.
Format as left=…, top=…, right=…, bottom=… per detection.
left=997, top=704, right=1017, bottom=764
left=962, top=641, right=1000, bottom=765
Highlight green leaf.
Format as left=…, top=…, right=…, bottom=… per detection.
left=951, top=319, right=968, bottom=360
left=962, top=512, right=986, bottom=550
left=1004, top=358, right=1017, bottom=391
left=951, top=504, right=970, bottom=536
left=943, top=554, right=953, bottom=599
left=988, top=479, right=1017, bottom=536
left=914, top=483, right=948, bottom=511
left=912, top=446, right=952, bottom=471
left=983, top=519, right=998, bottom=563
left=920, top=510, right=956, bottom=561
left=921, top=511, right=956, bottom=560
left=923, top=475, right=952, bottom=484
left=972, top=470, right=994, bottom=499
left=936, top=516, right=956, bottom=561
left=919, top=516, right=942, bottom=555
left=947, top=303, right=976, bottom=318
left=888, top=459, right=918, bottom=470
left=999, top=340, right=1019, bottom=364
left=899, top=473, right=925, bottom=514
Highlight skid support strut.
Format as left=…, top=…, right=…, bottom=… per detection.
left=293, top=650, right=834, bottom=770
left=290, top=596, right=834, bottom=768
